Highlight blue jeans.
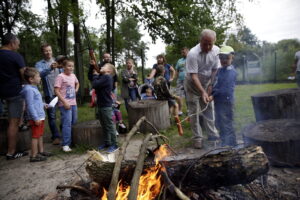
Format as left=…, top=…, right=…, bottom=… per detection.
left=45, top=96, right=60, bottom=140
left=98, top=107, right=116, bottom=146
left=59, top=105, right=77, bottom=146
left=124, top=87, right=138, bottom=111
left=215, top=102, right=237, bottom=146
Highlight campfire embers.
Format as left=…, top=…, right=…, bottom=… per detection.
left=243, top=119, right=300, bottom=167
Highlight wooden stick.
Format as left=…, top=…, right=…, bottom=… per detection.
left=128, top=133, right=153, bottom=200
left=160, top=165, right=190, bottom=200
left=107, top=116, right=146, bottom=200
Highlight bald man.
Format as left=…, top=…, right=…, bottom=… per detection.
left=184, top=29, right=220, bottom=149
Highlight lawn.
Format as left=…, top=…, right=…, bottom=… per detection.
left=62, top=82, right=297, bottom=150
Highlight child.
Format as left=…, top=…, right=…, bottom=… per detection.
left=153, top=64, right=183, bottom=136
left=210, top=46, right=237, bottom=147
left=54, top=59, right=80, bottom=152
left=22, top=68, right=52, bottom=162
left=111, top=92, right=127, bottom=134
left=140, top=85, right=156, bottom=100
left=92, top=63, right=119, bottom=153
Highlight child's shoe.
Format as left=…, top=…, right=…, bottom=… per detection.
left=38, top=151, right=53, bottom=157
left=98, top=144, right=109, bottom=151
left=107, top=145, right=119, bottom=153
left=62, top=146, right=72, bottom=152
left=119, top=123, right=126, bottom=129
left=30, top=154, right=47, bottom=162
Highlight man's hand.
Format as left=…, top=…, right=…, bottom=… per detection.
left=50, top=62, right=58, bottom=69
left=201, top=91, right=210, bottom=104
left=93, top=69, right=100, bottom=75
left=207, top=85, right=213, bottom=96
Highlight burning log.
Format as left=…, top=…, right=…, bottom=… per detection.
left=86, top=145, right=269, bottom=195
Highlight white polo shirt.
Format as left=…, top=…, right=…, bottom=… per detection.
left=185, top=44, right=220, bottom=78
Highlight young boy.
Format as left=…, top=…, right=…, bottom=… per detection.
left=153, top=64, right=183, bottom=136
left=54, top=59, right=79, bottom=152
left=92, top=63, right=119, bottom=153
left=210, top=46, right=237, bottom=147
left=22, top=68, right=52, bottom=162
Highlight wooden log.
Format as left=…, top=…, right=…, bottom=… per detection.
left=243, top=119, right=300, bottom=167
left=251, top=88, right=300, bottom=122
left=72, top=120, right=103, bottom=147
left=128, top=100, right=170, bottom=133
left=0, top=117, right=31, bottom=154
left=86, top=145, right=269, bottom=191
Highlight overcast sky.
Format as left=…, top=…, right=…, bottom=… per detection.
left=31, top=0, right=300, bottom=67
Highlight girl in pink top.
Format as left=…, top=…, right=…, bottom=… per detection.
left=54, top=59, right=80, bottom=152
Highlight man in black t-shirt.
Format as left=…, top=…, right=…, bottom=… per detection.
left=0, top=33, right=27, bottom=160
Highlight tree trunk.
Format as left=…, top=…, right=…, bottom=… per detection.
left=86, top=145, right=269, bottom=191
left=251, top=88, right=300, bottom=122
left=127, top=100, right=170, bottom=133
left=111, top=0, right=115, bottom=65
left=105, top=0, right=111, bottom=53
left=243, top=119, right=300, bottom=167
left=72, top=120, right=103, bottom=148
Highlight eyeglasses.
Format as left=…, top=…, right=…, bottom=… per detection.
left=219, top=54, right=230, bottom=60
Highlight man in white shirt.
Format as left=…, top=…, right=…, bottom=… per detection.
left=184, top=29, right=220, bottom=149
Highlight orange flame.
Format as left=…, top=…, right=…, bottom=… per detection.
left=100, top=144, right=171, bottom=200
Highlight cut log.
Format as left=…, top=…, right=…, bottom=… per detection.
left=72, top=120, right=103, bottom=147
left=86, top=145, right=269, bottom=191
left=128, top=100, right=170, bottom=133
left=243, top=119, right=300, bottom=167
left=251, top=88, right=300, bottom=122
left=0, top=117, right=31, bottom=154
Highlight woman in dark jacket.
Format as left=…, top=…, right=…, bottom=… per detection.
left=121, top=59, right=139, bottom=111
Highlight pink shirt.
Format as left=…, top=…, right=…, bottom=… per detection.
left=54, top=73, right=79, bottom=107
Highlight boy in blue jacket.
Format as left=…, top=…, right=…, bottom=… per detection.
left=22, top=68, right=52, bottom=162
left=210, top=46, right=237, bottom=147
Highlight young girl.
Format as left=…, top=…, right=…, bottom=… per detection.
left=54, top=59, right=80, bottom=152
left=22, top=68, right=52, bottom=162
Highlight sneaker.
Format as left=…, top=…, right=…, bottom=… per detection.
left=119, top=123, right=126, bottom=129
left=98, top=144, right=110, bottom=151
left=30, top=154, right=47, bottom=162
left=38, top=151, right=53, bottom=157
left=52, top=138, right=60, bottom=145
left=106, top=145, right=119, bottom=153
left=178, top=111, right=183, bottom=116
left=207, top=136, right=220, bottom=142
left=194, top=140, right=203, bottom=149
left=6, top=151, right=28, bottom=160
left=19, top=124, right=29, bottom=132
left=62, top=146, right=72, bottom=152
left=116, top=130, right=119, bottom=136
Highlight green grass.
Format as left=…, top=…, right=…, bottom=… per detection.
left=47, top=82, right=297, bottom=153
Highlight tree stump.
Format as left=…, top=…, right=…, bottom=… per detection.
left=0, top=117, right=31, bottom=154
left=243, top=119, right=300, bottom=167
left=251, top=88, right=300, bottom=122
left=72, top=120, right=103, bottom=147
left=127, top=100, right=170, bottom=133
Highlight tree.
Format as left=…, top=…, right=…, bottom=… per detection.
left=0, top=0, right=30, bottom=41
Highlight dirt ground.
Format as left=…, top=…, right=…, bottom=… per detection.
left=0, top=135, right=300, bottom=200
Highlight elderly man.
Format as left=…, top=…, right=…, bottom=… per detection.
left=35, top=44, right=62, bottom=145
left=184, top=29, right=220, bottom=149
left=0, top=33, right=27, bottom=159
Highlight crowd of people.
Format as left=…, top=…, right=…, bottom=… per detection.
left=2, top=28, right=272, bottom=162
